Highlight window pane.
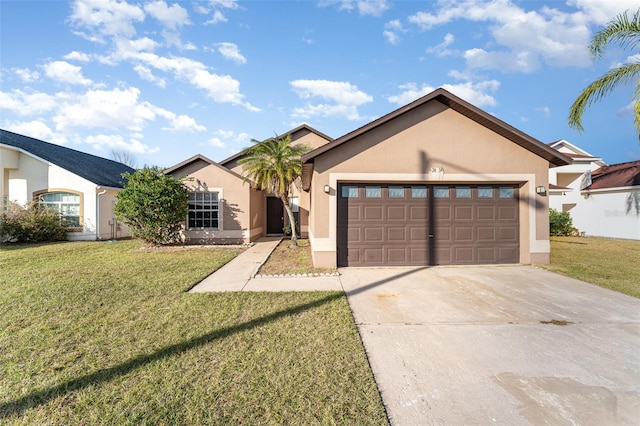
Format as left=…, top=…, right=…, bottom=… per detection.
left=188, top=191, right=219, bottom=229
left=289, top=197, right=299, bottom=213
left=388, top=186, right=404, bottom=198
left=478, top=187, right=493, bottom=198
left=365, top=186, right=381, bottom=198
left=456, top=186, right=471, bottom=198
left=411, top=186, right=427, bottom=198
left=499, top=187, right=515, bottom=198
left=434, top=186, right=450, bottom=198
left=341, top=186, right=358, bottom=198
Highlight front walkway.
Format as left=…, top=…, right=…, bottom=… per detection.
left=188, top=237, right=342, bottom=292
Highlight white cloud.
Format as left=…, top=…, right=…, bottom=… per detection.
left=133, top=65, right=167, bottom=87
left=53, top=87, right=155, bottom=132
left=13, top=68, right=39, bottom=83
left=408, top=0, right=597, bottom=72
left=43, top=61, right=93, bottom=86
left=291, top=79, right=373, bottom=121
left=216, top=42, right=247, bottom=64
left=207, top=137, right=225, bottom=148
left=568, top=0, right=640, bottom=25
left=2, top=120, right=67, bottom=145
left=132, top=52, right=258, bottom=110
left=64, top=51, right=91, bottom=62
left=144, top=0, right=190, bottom=29
left=70, top=0, right=145, bottom=38
left=536, top=106, right=551, bottom=117
left=426, top=33, right=455, bottom=57
left=384, top=20, right=405, bottom=45
left=0, top=89, right=59, bottom=116
left=201, top=0, right=240, bottom=25
left=319, top=0, right=390, bottom=16
left=86, top=133, right=159, bottom=154
left=151, top=106, right=206, bottom=132
left=357, top=0, right=391, bottom=17
left=387, top=80, right=500, bottom=107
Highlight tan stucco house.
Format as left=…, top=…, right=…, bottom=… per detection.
left=164, top=124, right=333, bottom=244
left=168, top=88, right=571, bottom=267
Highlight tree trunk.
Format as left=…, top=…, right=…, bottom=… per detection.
left=280, top=195, right=298, bottom=247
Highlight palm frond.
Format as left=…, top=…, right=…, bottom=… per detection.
left=568, top=62, right=640, bottom=132
left=590, top=9, right=640, bottom=59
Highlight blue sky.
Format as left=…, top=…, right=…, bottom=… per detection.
left=1, top=0, right=639, bottom=168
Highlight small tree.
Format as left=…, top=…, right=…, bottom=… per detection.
left=114, top=167, right=188, bottom=245
left=239, top=134, right=309, bottom=246
left=549, top=208, right=574, bottom=236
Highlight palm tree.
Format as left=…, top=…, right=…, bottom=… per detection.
left=239, top=134, right=309, bottom=246
left=568, top=9, right=640, bottom=136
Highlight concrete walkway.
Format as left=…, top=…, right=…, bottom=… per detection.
left=188, top=236, right=343, bottom=292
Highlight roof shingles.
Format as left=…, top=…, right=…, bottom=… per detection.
left=1, top=129, right=134, bottom=188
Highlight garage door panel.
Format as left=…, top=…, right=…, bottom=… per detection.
left=453, top=247, right=474, bottom=263
left=498, top=206, right=517, bottom=220
left=364, top=248, right=383, bottom=263
left=410, top=227, right=429, bottom=241
left=454, top=206, right=473, bottom=220
left=337, top=184, right=519, bottom=267
left=387, top=206, right=406, bottom=220
left=410, top=206, right=428, bottom=220
left=454, top=226, right=473, bottom=242
left=477, top=247, right=497, bottom=263
left=364, top=227, right=383, bottom=242
left=477, top=206, right=495, bottom=220
left=388, top=227, right=406, bottom=241
left=364, top=206, right=383, bottom=220
left=435, top=206, right=451, bottom=220
left=477, top=227, right=496, bottom=241
left=387, top=248, right=408, bottom=263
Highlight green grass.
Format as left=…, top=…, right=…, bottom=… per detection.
left=541, top=236, right=640, bottom=298
left=259, top=239, right=337, bottom=275
left=0, top=240, right=386, bottom=425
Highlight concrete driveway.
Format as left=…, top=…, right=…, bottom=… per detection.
left=340, top=265, right=640, bottom=426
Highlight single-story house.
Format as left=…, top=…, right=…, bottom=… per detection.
left=164, top=124, right=333, bottom=244
left=0, top=129, right=134, bottom=240
left=548, top=140, right=640, bottom=240
left=168, top=88, right=571, bottom=267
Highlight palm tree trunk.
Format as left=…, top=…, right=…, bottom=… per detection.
left=280, top=195, right=298, bottom=247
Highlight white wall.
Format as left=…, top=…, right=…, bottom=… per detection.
left=571, top=188, right=640, bottom=240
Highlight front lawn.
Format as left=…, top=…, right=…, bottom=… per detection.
left=0, top=240, right=386, bottom=424
left=542, top=236, right=640, bottom=298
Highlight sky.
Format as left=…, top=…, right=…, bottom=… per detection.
left=1, top=0, right=639, bottom=169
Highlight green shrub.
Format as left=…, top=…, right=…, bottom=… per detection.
left=549, top=208, right=574, bottom=236
left=114, top=167, right=188, bottom=245
left=0, top=201, right=68, bottom=243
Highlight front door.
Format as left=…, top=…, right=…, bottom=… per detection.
left=266, top=197, right=284, bottom=234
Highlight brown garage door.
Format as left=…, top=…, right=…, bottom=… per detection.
left=337, top=184, right=519, bottom=266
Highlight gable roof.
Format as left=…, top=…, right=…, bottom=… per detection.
left=586, top=160, right=640, bottom=190
left=219, top=124, right=333, bottom=167
left=1, top=129, right=134, bottom=188
left=163, top=153, right=247, bottom=182
left=547, top=139, right=607, bottom=166
left=302, top=88, right=571, bottom=167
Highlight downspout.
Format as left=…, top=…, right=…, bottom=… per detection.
left=96, top=187, right=107, bottom=240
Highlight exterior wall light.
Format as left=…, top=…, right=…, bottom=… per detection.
left=536, top=185, right=547, bottom=196
left=323, top=184, right=331, bottom=194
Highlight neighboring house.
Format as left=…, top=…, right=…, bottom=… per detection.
left=164, top=124, right=333, bottom=244
left=575, top=161, right=640, bottom=240
left=169, top=88, right=571, bottom=267
left=547, top=139, right=607, bottom=213
left=548, top=140, right=640, bottom=240
left=1, top=129, right=134, bottom=240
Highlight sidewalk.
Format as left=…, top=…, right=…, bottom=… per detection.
left=188, top=237, right=343, bottom=293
